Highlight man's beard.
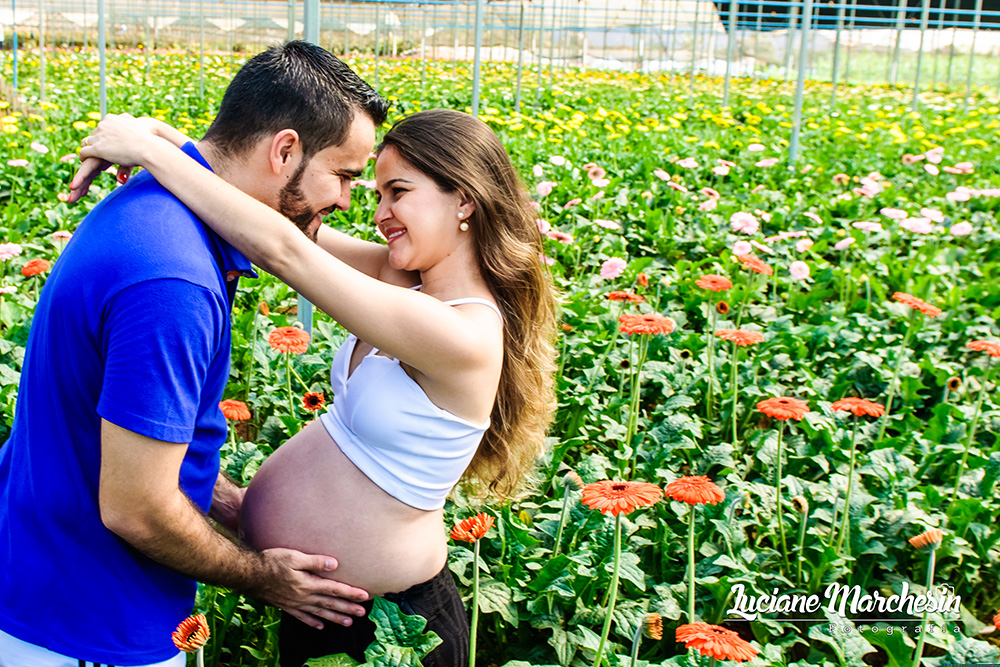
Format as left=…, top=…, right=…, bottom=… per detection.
left=278, top=160, right=321, bottom=242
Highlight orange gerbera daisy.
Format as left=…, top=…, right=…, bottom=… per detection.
left=450, top=512, right=495, bottom=542
left=664, top=476, right=725, bottom=505
left=607, top=290, right=644, bottom=303
left=695, top=274, right=733, bottom=292
left=618, top=313, right=675, bottom=336
left=675, top=622, right=759, bottom=662
left=715, top=329, right=765, bottom=347
left=21, top=258, right=51, bottom=277
left=268, top=326, right=311, bottom=354
left=757, top=396, right=810, bottom=421
left=219, top=399, right=251, bottom=421
left=643, top=613, right=663, bottom=640
left=908, top=528, right=944, bottom=551
left=967, top=340, right=1000, bottom=358
left=172, top=613, right=210, bottom=652
left=736, top=254, right=773, bottom=276
left=892, top=292, right=942, bottom=318
left=993, top=609, right=1000, bottom=631
left=831, top=397, right=885, bottom=418
left=302, top=392, right=325, bottom=411
left=581, top=480, right=663, bottom=516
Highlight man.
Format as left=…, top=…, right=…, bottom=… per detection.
left=0, top=41, right=388, bottom=667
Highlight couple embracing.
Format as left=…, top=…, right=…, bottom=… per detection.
left=0, top=41, right=558, bottom=667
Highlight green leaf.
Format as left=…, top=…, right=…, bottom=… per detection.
left=364, top=597, right=442, bottom=666
left=862, top=625, right=915, bottom=667
left=808, top=611, right=877, bottom=667
left=305, top=655, right=361, bottom=667
left=478, top=579, right=520, bottom=625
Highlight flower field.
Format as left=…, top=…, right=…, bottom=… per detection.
left=2, top=48, right=1000, bottom=666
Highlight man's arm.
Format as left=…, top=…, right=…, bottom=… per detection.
left=99, top=419, right=367, bottom=629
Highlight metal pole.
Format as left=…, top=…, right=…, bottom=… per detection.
left=38, top=0, right=45, bottom=103
left=636, top=0, right=645, bottom=71
left=911, top=0, right=930, bottom=110
left=723, top=0, right=737, bottom=105
left=199, top=0, right=205, bottom=99
left=789, top=0, right=813, bottom=162
left=144, top=0, right=151, bottom=82
left=344, top=2, right=350, bottom=54
left=288, top=0, right=295, bottom=41
left=603, top=0, right=610, bottom=60
left=421, top=3, right=428, bottom=93
left=515, top=0, right=525, bottom=112
left=471, top=0, right=484, bottom=115
left=830, top=0, right=846, bottom=105
left=753, top=1, right=762, bottom=78
left=11, top=0, right=17, bottom=94
left=845, top=0, right=856, bottom=81
left=690, top=0, right=700, bottom=95
left=946, top=0, right=956, bottom=86
left=783, top=3, right=798, bottom=81
left=83, top=0, right=88, bottom=50
left=304, top=0, right=319, bottom=42
left=536, top=1, right=545, bottom=102
left=931, top=0, right=944, bottom=88
left=99, top=0, right=106, bottom=116
left=548, top=0, right=556, bottom=89
left=962, top=0, right=983, bottom=110
left=670, top=0, right=681, bottom=75
left=374, top=0, right=380, bottom=90
left=890, top=0, right=906, bottom=86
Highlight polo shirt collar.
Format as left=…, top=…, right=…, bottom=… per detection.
left=182, top=141, right=258, bottom=282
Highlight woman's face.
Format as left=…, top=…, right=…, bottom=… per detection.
left=373, top=147, right=474, bottom=273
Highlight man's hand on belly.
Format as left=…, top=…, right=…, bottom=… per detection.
left=98, top=419, right=369, bottom=629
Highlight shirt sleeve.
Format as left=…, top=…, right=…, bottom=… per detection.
left=97, top=278, right=227, bottom=444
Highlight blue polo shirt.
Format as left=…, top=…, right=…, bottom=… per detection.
left=0, top=143, right=255, bottom=665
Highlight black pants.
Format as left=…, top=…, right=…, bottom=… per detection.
left=279, top=565, right=469, bottom=667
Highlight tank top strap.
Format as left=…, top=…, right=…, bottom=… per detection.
left=442, top=297, right=503, bottom=322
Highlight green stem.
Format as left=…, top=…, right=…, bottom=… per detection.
left=795, top=502, right=809, bottom=588
left=687, top=506, right=697, bottom=622
left=630, top=623, right=643, bottom=667
left=876, top=315, right=917, bottom=442
left=553, top=484, right=572, bottom=557
left=911, top=548, right=937, bottom=667
left=731, top=341, right=740, bottom=446
left=775, top=426, right=788, bottom=575
left=245, top=309, right=259, bottom=401
left=197, top=647, right=205, bottom=667
left=949, top=360, right=994, bottom=503
left=592, top=514, right=622, bottom=667
left=285, top=353, right=297, bottom=424
left=627, top=336, right=650, bottom=476
left=735, top=273, right=755, bottom=329
left=706, top=307, right=717, bottom=420
left=835, top=417, right=861, bottom=558
left=470, top=539, right=480, bottom=667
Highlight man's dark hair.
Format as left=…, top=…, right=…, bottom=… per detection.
left=202, top=41, right=388, bottom=158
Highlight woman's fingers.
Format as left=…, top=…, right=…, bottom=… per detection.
left=67, top=156, right=112, bottom=203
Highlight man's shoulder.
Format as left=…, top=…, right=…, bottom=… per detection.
left=60, top=176, right=224, bottom=295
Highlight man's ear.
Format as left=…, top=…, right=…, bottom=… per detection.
left=267, top=129, right=302, bottom=177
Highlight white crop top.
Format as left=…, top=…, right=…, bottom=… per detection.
left=318, top=297, right=502, bottom=510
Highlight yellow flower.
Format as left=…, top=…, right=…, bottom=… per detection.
left=86, top=111, right=102, bottom=120
left=72, top=120, right=89, bottom=130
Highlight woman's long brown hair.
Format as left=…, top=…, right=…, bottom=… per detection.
left=378, top=109, right=558, bottom=499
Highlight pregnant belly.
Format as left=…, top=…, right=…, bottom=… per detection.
left=239, top=420, right=449, bottom=597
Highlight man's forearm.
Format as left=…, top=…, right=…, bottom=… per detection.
left=111, top=487, right=274, bottom=597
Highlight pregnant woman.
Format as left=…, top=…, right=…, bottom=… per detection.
left=74, top=108, right=558, bottom=666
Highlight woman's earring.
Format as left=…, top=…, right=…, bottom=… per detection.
left=458, top=211, right=469, bottom=231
